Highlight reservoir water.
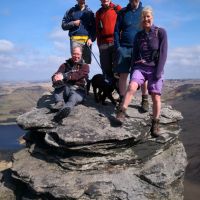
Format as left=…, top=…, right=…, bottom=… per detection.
left=0, top=124, right=25, bottom=150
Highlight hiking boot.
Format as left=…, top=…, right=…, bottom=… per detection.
left=50, top=101, right=64, bottom=111
left=54, top=107, right=71, bottom=123
left=150, top=119, right=160, bottom=137
left=141, top=95, right=149, bottom=112
left=115, top=107, right=126, bottom=126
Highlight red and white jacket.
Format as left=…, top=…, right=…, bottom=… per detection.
left=96, top=2, right=122, bottom=46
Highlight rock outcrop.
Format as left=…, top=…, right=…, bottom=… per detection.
left=8, top=93, right=187, bottom=199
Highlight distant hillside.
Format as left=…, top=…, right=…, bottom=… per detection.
left=176, top=84, right=200, bottom=100
left=0, top=82, right=52, bottom=124
left=168, top=83, right=200, bottom=181
left=0, top=80, right=199, bottom=125
left=162, top=80, right=200, bottom=101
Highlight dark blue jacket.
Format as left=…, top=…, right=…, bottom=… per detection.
left=114, top=2, right=143, bottom=48
left=62, top=5, right=96, bottom=42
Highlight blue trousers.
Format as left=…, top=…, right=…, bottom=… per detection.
left=53, top=85, right=86, bottom=109
left=98, top=43, right=116, bottom=78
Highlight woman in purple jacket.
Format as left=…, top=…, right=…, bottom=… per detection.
left=115, top=6, right=168, bottom=137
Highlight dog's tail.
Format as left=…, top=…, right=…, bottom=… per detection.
left=86, top=79, right=91, bottom=95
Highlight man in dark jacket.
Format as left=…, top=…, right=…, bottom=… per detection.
left=51, top=46, right=89, bottom=122
left=62, top=0, right=96, bottom=64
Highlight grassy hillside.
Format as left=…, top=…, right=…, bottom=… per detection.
left=0, top=82, right=52, bottom=124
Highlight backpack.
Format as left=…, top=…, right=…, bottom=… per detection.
left=136, top=27, right=161, bottom=63
left=153, top=27, right=161, bottom=62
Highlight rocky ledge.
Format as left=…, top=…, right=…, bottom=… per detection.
left=4, top=93, right=187, bottom=199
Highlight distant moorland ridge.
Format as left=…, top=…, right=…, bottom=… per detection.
left=0, top=82, right=52, bottom=124
left=0, top=79, right=200, bottom=124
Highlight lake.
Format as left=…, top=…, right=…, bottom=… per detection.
left=0, top=124, right=25, bottom=151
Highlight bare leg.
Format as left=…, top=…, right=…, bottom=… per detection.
left=150, top=93, right=161, bottom=137
left=119, top=73, right=129, bottom=97
left=122, top=81, right=139, bottom=109
left=115, top=81, right=139, bottom=124
left=151, top=93, right=161, bottom=119
left=141, top=80, right=149, bottom=112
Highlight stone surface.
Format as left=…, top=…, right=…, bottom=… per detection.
left=16, top=95, right=183, bottom=150
left=12, top=141, right=186, bottom=200
left=0, top=184, right=15, bottom=200
left=10, top=94, right=187, bottom=199
left=0, top=170, right=16, bottom=200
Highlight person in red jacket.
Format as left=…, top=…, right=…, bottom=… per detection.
left=96, top=0, right=122, bottom=79
left=51, top=46, right=89, bottom=122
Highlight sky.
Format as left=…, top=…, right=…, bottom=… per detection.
left=0, top=0, right=200, bottom=82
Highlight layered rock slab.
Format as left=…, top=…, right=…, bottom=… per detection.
left=12, top=95, right=187, bottom=199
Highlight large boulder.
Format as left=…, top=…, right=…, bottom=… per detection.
left=11, top=94, right=187, bottom=199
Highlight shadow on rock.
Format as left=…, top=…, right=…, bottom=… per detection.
left=129, top=104, right=148, bottom=114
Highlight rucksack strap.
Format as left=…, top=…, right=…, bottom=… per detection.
left=113, top=5, right=120, bottom=14
left=155, top=27, right=159, bottom=37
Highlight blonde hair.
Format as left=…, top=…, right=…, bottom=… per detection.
left=142, top=6, right=153, bottom=18
left=140, top=6, right=154, bottom=28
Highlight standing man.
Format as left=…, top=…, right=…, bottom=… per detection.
left=62, top=0, right=96, bottom=64
left=96, top=0, right=122, bottom=79
left=114, top=0, right=149, bottom=112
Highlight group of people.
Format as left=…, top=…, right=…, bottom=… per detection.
left=51, top=0, right=168, bottom=137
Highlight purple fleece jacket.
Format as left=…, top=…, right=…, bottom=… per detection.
left=132, top=25, right=168, bottom=79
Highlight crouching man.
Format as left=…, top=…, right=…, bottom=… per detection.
left=51, top=45, right=89, bottom=122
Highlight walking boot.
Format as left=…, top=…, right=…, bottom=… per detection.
left=54, top=107, right=71, bottom=123
left=115, top=107, right=126, bottom=126
left=141, top=95, right=149, bottom=112
left=150, top=119, right=160, bottom=137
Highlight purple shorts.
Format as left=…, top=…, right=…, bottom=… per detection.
left=130, top=66, right=163, bottom=95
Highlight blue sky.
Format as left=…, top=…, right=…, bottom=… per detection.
left=0, top=0, right=200, bottom=81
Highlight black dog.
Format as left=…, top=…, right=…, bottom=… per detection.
left=87, top=74, right=119, bottom=105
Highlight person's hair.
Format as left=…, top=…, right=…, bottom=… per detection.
left=141, top=6, right=153, bottom=18
left=72, top=45, right=83, bottom=54
left=140, top=6, right=153, bottom=28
